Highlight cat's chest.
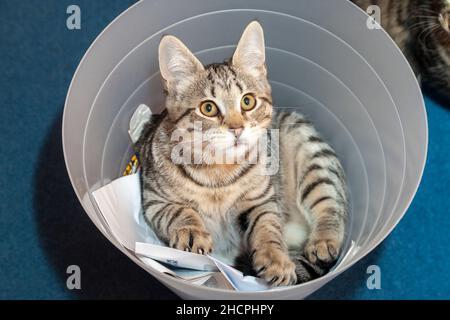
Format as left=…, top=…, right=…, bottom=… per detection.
left=187, top=187, right=242, bottom=218
left=202, top=209, right=242, bottom=260
left=180, top=186, right=245, bottom=259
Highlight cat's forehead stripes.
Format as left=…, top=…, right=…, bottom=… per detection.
left=205, top=63, right=245, bottom=95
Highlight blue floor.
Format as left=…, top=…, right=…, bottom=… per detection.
left=0, top=0, right=449, bottom=300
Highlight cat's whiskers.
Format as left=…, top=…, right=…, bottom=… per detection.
left=418, top=24, right=441, bottom=52
left=408, top=21, right=437, bottom=33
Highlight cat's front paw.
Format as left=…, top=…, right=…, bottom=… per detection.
left=169, top=226, right=213, bottom=255
left=253, top=247, right=297, bottom=287
left=305, top=238, right=340, bottom=267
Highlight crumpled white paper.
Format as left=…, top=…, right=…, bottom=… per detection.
left=129, top=104, right=152, bottom=144
left=91, top=172, right=273, bottom=291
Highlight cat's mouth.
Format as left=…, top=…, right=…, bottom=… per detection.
left=233, top=138, right=248, bottom=147
left=219, top=139, right=254, bottom=152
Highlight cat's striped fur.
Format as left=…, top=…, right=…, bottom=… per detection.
left=137, top=22, right=347, bottom=286
left=352, top=0, right=450, bottom=100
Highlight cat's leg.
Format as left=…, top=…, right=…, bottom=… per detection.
left=277, top=111, right=347, bottom=267
left=299, top=161, right=347, bottom=267
left=143, top=198, right=213, bottom=254
left=239, top=201, right=297, bottom=286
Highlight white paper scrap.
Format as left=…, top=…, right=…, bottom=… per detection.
left=129, top=104, right=152, bottom=144
left=138, top=256, right=213, bottom=286
left=208, top=255, right=270, bottom=291
left=135, top=242, right=218, bottom=271
left=91, top=173, right=162, bottom=250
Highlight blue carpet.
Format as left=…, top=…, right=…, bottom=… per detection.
left=0, top=0, right=449, bottom=300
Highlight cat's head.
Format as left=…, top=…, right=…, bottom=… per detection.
left=436, top=1, right=450, bottom=37
left=158, top=21, right=273, bottom=165
left=414, top=1, right=450, bottom=100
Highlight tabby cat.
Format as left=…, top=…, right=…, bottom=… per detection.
left=137, top=22, right=348, bottom=286
left=352, top=0, right=450, bottom=101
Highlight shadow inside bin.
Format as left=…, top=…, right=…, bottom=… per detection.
left=33, top=111, right=178, bottom=300
left=34, top=111, right=384, bottom=299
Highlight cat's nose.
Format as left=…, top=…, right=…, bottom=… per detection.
left=230, top=127, right=244, bottom=138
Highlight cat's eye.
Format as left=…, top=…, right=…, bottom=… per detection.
left=241, top=94, right=257, bottom=111
left=200, top=101, right=219, bottom=117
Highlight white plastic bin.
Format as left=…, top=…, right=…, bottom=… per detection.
left=62, top=0, right=427, bottom=299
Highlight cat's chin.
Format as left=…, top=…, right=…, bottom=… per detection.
left=224, top=141, right=250, bottom=152
left=198, top=142, right=259, bottom=166
left=223, top=141, right=257, bottom=155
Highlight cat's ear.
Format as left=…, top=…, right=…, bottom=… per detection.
left=232, top=21, right=266, bottom=77
left=159, top=35, right=204, bottom=89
